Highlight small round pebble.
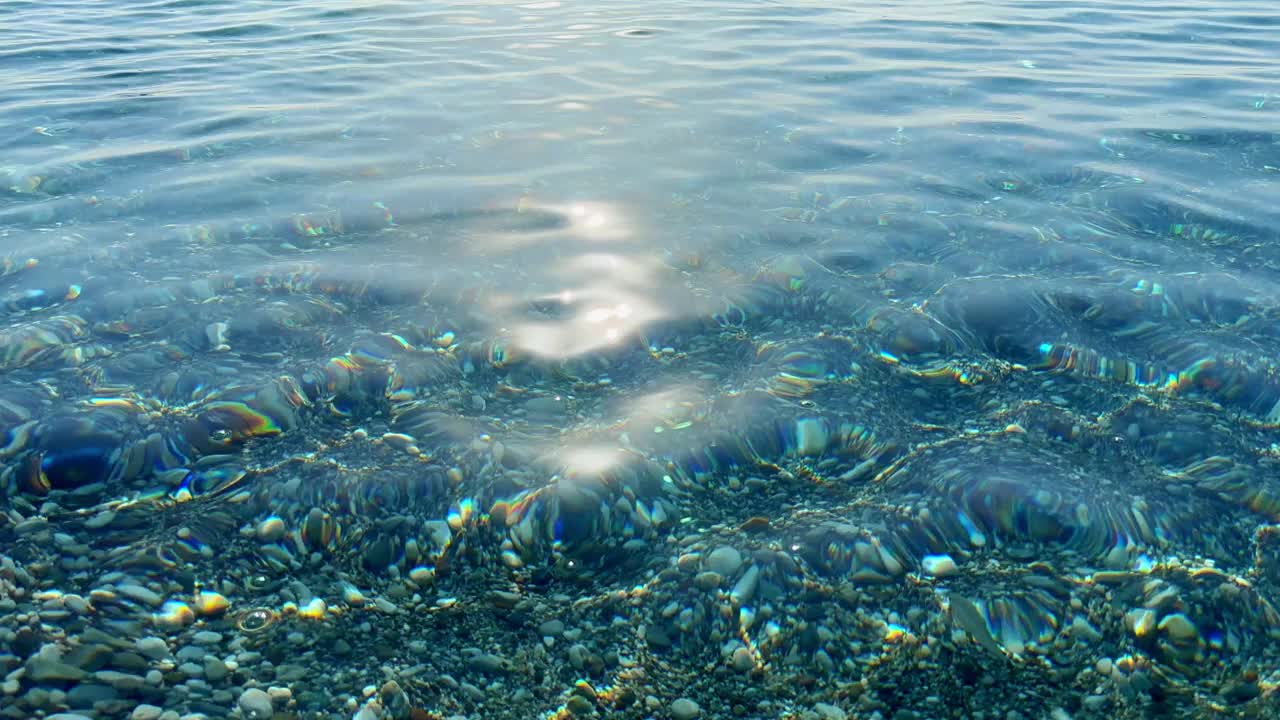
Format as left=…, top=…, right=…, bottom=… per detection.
left=706, top=546, right=743, bottom=577
left=671, top=697, right=701, bottom=720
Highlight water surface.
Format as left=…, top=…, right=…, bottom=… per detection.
left=2, top=1, right=1279, bottom=718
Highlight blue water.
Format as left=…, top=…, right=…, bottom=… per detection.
left=2, top=1, right=1279, bottom=718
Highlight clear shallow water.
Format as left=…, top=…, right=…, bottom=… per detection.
left=1, top=1, right=1279, bottom=718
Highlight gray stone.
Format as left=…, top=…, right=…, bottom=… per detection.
left=378, top=681, right=411, bottom=720
left=117, top=584, right=164, bottom=608
left=567, top=643, right=587, bottom=670
left=131, top=705, right=164, bottom=720
left=95, top=670, right=147, bottom=691
left=191, top=631, right=222, bottom=646
left=110, top=652, right=150, bottom=672
left=63, top=643, right=113, bottom=672
left=644, top=625, right=671, bottom=648
left=729, top=565, right=759, bottom=605
left=66, top=683, right=118, bottom=708
left=81, top=628, right=129, bottom=649
left=466, top=653, right=507, bottom=674
left=24, top=686, right=53, bottom=710
left=537, top=619, right=565, bottom=637
left=175, top=646, right=206, bottom=662
left=267, top=686, right=292, bottom=704
left=203, top=656, right=227, bottom=683
left=671, top=697, right=701, bottom=720
left=25, top=657, right=87, bottom=683
left=63, top=594, right=91, bottom=614
left=814, top=702, right=848, bottom=720
left=238, top=687, right=273, bottom=720
left=134, top=637, right=169, bottom=660
left=706, top=546, right=743, bottom=577
left=693, top=571, right=723, bottom=591
left=275, top=664, right=308, bottom=682
left=459, top=682, right=485, bottom=702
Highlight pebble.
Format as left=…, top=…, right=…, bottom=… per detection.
left=111, top=652, right=150, bottom=672
left=66, top=683, right=117, bottom=707
left=565, top=694, right=593, bottom=716
left=921, top=554, right=959, bottom=577
left=693, top=571, right=723, bottom=591
left=706, top=546, right=743, bottom=576
left=538, top=619, right=565, bottom=637
left=95, top=670, right=146, bottom=691
left=729, top=565, right=759, bottom=605
left=238, top=687, right=273, bottom=720
left=193, top=592, right=230, bottom=617
left=1082, top=695, right=1107, bottom=711
left=135, top=637, right=169, bottom=660
left=176, top=646, right=206, bottom=662
left=256, top=516, right=286, bottom=542
left=567, top=643, right=588, bottom=669
left=84, top=510, right=117, bottom=529
left=191, top=631, right=222, bottom=645
left=118, top=583, right=164, bottom=608
left=1069, top=616, right=1102, bottom=642
left=26, top=657, right=87, bottom=683
left=267, top=686, right=292, bottom=703
left=671, top=697, right=701, bottom=720
left=203, top=656, right=228, bottom=683
left=82, top=627, right=128, bottom=649
left=64, top=643, right=111, bottom=670
left=814, top=703, right=848, bottom=720
left=63, top=594, right=91, bottom=614
left=466, top=652, right=507, bottom=674
left=644, top=625, right=672, bottom=648
left=131, top=704, right=164, bottom=720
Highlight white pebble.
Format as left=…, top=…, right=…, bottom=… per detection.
left=921, top=554, right=959, bottom=577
